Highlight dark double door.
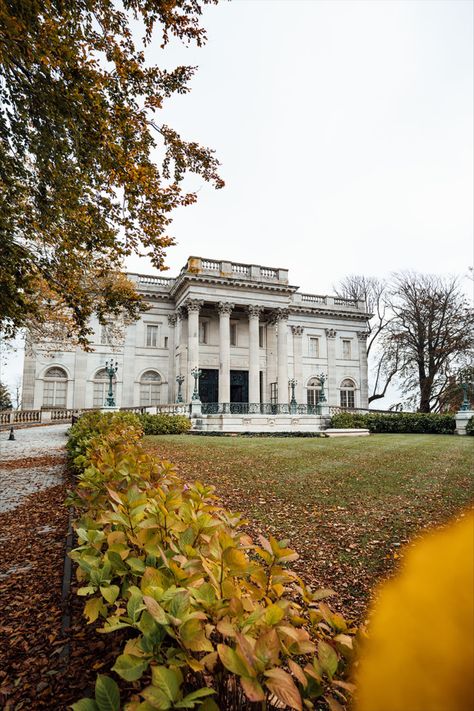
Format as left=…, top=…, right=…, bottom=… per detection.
left=199, top=369, right=248, bottom=404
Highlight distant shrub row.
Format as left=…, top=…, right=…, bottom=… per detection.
left=330, top=411, right=456, bottom=434
left=138, top=412, right=191, bottom=435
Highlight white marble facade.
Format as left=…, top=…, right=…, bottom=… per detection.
left=22, top=256, right=370, bottom=410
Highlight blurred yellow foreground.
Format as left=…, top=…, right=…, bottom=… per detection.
left=356, top=511, right=474, bottom=711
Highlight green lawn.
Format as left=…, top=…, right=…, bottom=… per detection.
left=144, top=434, right=474, bottom=620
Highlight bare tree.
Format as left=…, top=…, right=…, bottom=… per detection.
left=12, top=376, right=22, bottom=410
left=334, top=275, right=400, bottom=403
left=387, top=273, right=474, bottom=412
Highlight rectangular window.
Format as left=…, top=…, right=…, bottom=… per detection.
left=140, top=383, right=161, bottom=406
left=100, top=324, right=113, bottom=345
left=199, top=320, right=208, bottom=344
left=230, top=322, right=238, bottom=346
left=146, top=324, right=158, bottom=347
left=340, top=390, right=355, bottom=408
left=342, top=339, right=352, bottom=359
left=259, top=325, right=265, bottom=348
left=164, top=336, right=168, bottom=349
left=43, top=381, right=55, bottom=406
left=93, top=382, right=108, bottom=408
left=308, top=337, right=319, bottom=358
left=270, top=382, right=278, bottom=405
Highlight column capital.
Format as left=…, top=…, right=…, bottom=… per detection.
left=217, top=301, right=234, bottom=316
left=247, top=304, right=264, bottom=319
left=167, top=314, right=177, bottom=327
left=184, top=299, right=204, bottom=314
left=357, top=331, right=370, bottom=341
left=271, top=308, right=290, bottom=323
left=291, top=325, right=304, bottom=336
left=325, top=328, right=337, bottom=339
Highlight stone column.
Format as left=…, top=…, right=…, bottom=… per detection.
left=357, top=331, right=369, bottom=409
left=167, top=314, right=177, bottom=403
left=276, top=309, right=289, bottom=405
left=217, top=302, right=234, bottom=404
left=325, top=329, right=337, bottom=405
left=185, top=300, right=203, bottom=401
left=291, top=326, right=304, bottom=404
left=248, top=305, right=264, bottom=404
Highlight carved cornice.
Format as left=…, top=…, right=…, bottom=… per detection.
left=184, top=299, right=204, bottom=314
left=217, top=301, right=235, bottom=316
left=247, top=304, right=265, bottom=319
left=291, top=325, right=304, bottom=336
left=170, top=273, right=298, bottom=300
left=325, top=328, right=337, bottom=339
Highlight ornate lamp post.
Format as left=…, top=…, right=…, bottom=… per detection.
left=191, top=367, right=202, bottom=401
left=289, top=378, right=297, bottom=414
left=104, top=359, right=118, bottom=407
left=176, top=374, right=185, bottom=403
left=318, top=373, right=327, bottom=404
left=460, top=378, right=472, bottom=412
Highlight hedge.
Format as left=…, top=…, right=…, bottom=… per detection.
left=66, top=412, right=356, bottom=710
left=138, top=412, right=191, bottom=435
left=330, top=411, right=456, bottom=434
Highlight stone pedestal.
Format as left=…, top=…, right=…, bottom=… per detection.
left=190, top=401, right=202, bottom=417
left=455, top=410, right=474, bottom=435
left=101, top=406, right=120, bottom=413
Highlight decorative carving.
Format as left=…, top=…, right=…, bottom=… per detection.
left=357, top=331, right=369, bottom=341
left=167, top=314, right=177, bottom=327
left=247, top=304, right=264, bottom=319
left=291, top=325, right=304, bottom=336
left=217, top=301, right=234, bottom=316
left=325, top=328, right=337, bottom=339
left=184, top=299, right=204, bottom=314
left=270, top=308, right=289, bottom=324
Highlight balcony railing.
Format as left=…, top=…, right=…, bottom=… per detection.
left=200, top=403, right=324, bottom=415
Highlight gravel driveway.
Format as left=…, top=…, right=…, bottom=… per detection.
left=0, top=424, right=69, bottom=514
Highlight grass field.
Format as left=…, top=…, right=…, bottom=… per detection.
left=144, top=434, right=474, bottom=620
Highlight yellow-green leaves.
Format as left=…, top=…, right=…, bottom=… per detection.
left=72, top=675, right=120, bottom=711
left=84, top=597, right=106, bottom=624
left=70, top=412, right=357, bottom=710
left=112, top=654, right=149, bottom=681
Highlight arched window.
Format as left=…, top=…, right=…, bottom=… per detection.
left=140, top=371, right=161, bottom=406
left=340, top=378, right=356, bottom=408
left=93, top=368, right=116, bottom=408
left=307, top=377, right=322, bottom=410
left=43, top=367, right=67, bottom=407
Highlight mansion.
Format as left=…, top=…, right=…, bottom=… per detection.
left=22, top=256, right=370, bottom=412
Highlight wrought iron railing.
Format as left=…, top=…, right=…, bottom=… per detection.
left=200, top=403, right=324, bottom=415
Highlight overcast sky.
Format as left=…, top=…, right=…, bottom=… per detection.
left=1, top=0, right=473, bottom=395
left=128, top=0, right=474, bottom=292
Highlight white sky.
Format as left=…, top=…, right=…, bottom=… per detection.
left=2, top=0, right=473, bottom=398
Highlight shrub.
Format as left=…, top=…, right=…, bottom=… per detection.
left=330, top=412, right=456, bottom=435
left=139, top=413, right=192, bottom=435
left=466, top=417, right=474, bottom=436
left=67, top=413, right=357, bottom=710
left=330, top=412, right=369, bottom=430
left=67, top=411, right=142, bottom=471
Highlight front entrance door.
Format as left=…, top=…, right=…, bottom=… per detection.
left=199, top=369, right=218, bottom=403
left=230, top=370, right=249, bottom=404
